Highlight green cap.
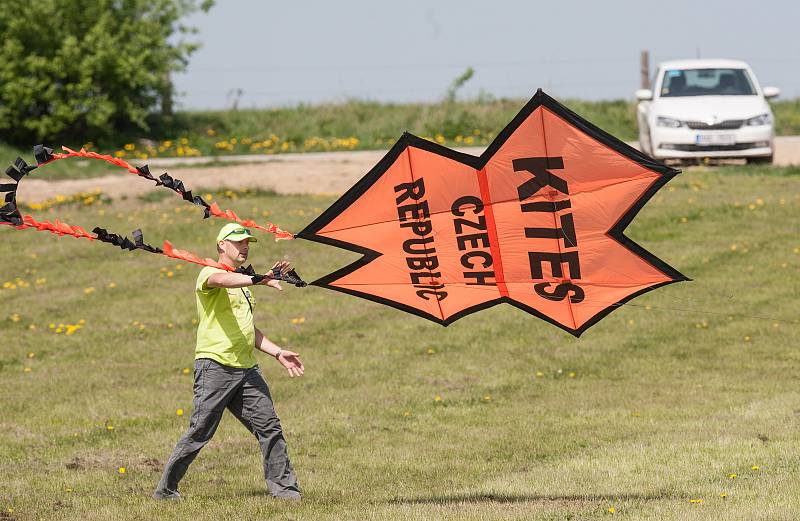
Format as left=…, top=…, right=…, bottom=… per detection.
left=216, top=222, right=258, bottom=243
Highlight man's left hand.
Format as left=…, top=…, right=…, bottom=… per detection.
left=278, top=350, right=304, bottom=377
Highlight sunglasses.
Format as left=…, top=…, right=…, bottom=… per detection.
left=222, top=228, right=251, bottom=240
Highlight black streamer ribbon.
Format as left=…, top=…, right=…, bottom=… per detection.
left=93, top=227, right=163, bottom=254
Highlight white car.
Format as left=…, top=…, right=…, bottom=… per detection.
left=636, top=59, right=779, bottom=164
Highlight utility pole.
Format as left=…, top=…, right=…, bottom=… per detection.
left=640, top=50, right=650, bottom=89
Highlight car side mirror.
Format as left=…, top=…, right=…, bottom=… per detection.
left=635, top=89, right=653, bottom=101
left=762, top=86, right=780, bottom=99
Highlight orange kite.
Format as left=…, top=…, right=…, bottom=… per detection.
left=298, top=90, right=688, bottom=335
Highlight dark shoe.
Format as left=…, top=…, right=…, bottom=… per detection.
left=273, top=491, right=301, bottom=501
left=153, top=489, right=182, bottom=500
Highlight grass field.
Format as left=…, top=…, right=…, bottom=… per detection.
left=2, top=97, right=799, bottom=173
left=1, top=164, right=799, bottom=520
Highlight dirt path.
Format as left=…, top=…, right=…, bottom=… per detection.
left=16, top=137, right=800, bottom=202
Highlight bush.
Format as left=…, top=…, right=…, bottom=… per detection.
left=0, top=0, right=212, bottom=145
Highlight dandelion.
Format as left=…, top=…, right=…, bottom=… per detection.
left=108, top=282, right=117, bottom=289
left=751, top=465, right=760, bottom=471
left=166, top=271, right=174, bottom=278
left=9, top=313, right=21, bottom=322
left=106, top=424, right=114, bottom=431
left=182, top=367, right=190, bottom=375
left=84, top=287, right=95, bottom=294
left=535, top=371, right=544, bottom=378
left=720, top=492, right=728, bottom=499
left=607, top=506, right=616, bottom=513
left=55, top=327, right=63, bottom=334
left=78, top=319, right=85, bottom=325
left=426, top=348, right=436, bottom=355
left=434, top=395, right=442, bottom=402
left=728, top=473, right=737, bottom=479
left=27, top=352, right=35, bottom=358
left=730, top=244, right=737, bottom=251
left=35, top=277, right=46, bottom=285
left=403, top=410, right=411, bottom=417
left=176, top=408, right=184, bottom=416
left=23, top=367, right=32, bottom=373
left=167, top=323, right=174, bottom=328
left=118, top=467, right=126, bottom=474
left=65, top=487, right=73, bottom=493
left=568, top=371, right=576, bottom=378
left=290, top=317, right=306, bottom=325
left=65, top=324, right=81, bottom=335
left=744, top=336, right=751, bottom=342
left=689, top=498, right=704, bottom=504
left=483, top=395, right=492, bottom=402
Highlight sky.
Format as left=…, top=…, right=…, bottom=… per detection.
left=173, top=0, right=800, bottom=110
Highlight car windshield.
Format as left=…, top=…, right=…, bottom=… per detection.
left=660, top=68, right=756, bottom=97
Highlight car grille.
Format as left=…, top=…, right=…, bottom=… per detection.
left=664, top=142, right=757, bottom=152
left=685, top=119, right=743, bottom=130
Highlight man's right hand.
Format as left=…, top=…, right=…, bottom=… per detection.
left=256, top=260, right=292, bottom=290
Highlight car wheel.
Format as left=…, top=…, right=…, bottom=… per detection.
left=746, top=155, right=773, bottom=165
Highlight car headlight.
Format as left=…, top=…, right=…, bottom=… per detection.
left=745, top=113, right=772, bottom=126
left=656, top=116, right=684, bottom=128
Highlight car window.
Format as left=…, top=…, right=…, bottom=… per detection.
left=660, top=68, right=756, bottom=97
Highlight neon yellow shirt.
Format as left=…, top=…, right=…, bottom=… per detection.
left=194, top=266, right=257, bottom=368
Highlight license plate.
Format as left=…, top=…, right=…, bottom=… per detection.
left=695, top=134, right=735, bottom=146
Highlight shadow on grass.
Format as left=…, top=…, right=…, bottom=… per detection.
left=390, top=492, right=685, bottom=505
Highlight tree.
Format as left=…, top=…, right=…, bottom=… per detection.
left=0, top=0, right=213, bottom=145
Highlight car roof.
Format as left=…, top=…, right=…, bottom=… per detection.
left=657, top=59, right=751, bottom=70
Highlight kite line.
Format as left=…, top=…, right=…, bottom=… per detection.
left=0, top=145, right=306, bottom=286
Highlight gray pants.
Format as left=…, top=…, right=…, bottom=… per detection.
left=155, top=358, right=300, bottom=498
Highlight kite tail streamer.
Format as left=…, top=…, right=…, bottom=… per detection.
left=32, top=144, right=295, bottom=240
left=1, top=146, right=306, bottom=286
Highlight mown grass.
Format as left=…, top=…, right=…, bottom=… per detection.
left=2, top=97, right=798, bottom=180
left=0, top=165, right=798, bottom=520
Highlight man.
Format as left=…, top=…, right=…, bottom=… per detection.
left=153, top=222, right=305, bottom=500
